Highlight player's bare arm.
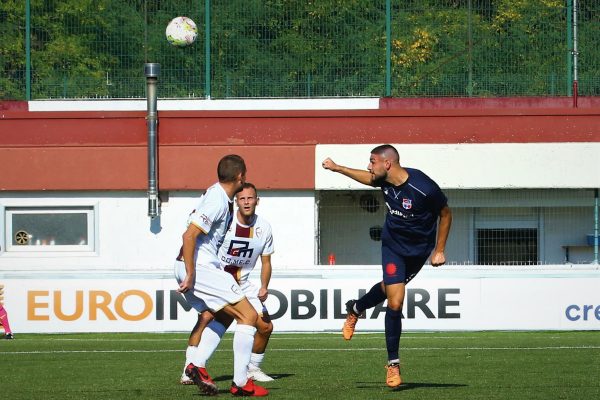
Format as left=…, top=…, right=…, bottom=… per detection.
left=322, top=157, right=374, bottom=186
left=178, top=223, right=203, bottom=293
left=258, top=254, right=272, bottom=302
left=431, top=205, right=452, bottom=267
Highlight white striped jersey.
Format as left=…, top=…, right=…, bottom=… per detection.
left=181, top=182, right=233, bottom=269
left=218, top=213, right=274, bottom=283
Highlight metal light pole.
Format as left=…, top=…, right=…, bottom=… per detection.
left=144, top=63, right=160, bottom=219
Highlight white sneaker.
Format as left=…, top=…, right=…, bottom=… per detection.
left=180, top=372, right=194, bottom=385
left=247, top=367, right=275, bottom=382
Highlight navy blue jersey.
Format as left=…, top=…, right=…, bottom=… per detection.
left=379, top=168, right=447, bottom=257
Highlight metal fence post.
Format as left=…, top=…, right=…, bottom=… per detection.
left=25, top=0, right=31, bottom=100
left=594, top=189, right=599, bottom=265
left=566, top=0, right=573, bottom=96
left=205, top=0, right=211, bottom=99
left=385, top=0, right=391, bottom=97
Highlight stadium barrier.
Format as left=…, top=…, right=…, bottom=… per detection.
left=2, top=266, right=599, bottom=333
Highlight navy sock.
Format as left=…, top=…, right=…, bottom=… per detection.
left=384, top=307, right=403, bottom=362
left=355, top=282, right=386, bottom=313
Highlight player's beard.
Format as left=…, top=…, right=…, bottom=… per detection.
left=371, top=170, right=387, bottom=187
left=372, top=176, right=386, bottom=187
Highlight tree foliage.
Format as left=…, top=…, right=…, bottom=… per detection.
left=0, top=0, right=598, bottom=100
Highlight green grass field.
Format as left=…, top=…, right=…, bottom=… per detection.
left=1, top=331, right=599, bottom=399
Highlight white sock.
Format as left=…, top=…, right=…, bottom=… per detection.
left=249, top=352, right=265, bottom=369
left=184, top=345, right=197, bottom=374
left=192, top=320, right=227, bottom=368
left=233, top=324, right=257, bottom=386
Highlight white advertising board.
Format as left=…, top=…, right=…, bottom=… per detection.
left=2, top=269, right=599, bottom=333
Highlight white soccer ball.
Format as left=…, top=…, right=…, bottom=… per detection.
left=166, top=16, right=198, bottom=47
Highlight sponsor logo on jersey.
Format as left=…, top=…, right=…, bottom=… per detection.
left=227, top=239, right=254, bottom=258
left=386, top=202, right=414, bottom=219
left=386, top=202, right=406, bottom=218
left=200, top=213, right=212, bottom=226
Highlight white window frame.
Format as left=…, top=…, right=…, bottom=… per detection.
left=2, top=204, right=98, bottom=254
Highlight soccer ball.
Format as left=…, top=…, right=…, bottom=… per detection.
left=165, top=16, right=198, bottom=47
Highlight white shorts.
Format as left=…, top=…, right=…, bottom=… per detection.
left=174, top=260, right=246, bottom=312
left=239, top=279, right=269, bottom=316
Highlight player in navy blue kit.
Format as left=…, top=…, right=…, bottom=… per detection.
left=322, top=144, right=452, bottom=388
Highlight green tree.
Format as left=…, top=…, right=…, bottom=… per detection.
left=1, top=0, right=598, bottom=100
left=0, top=0, right=28, bottom=99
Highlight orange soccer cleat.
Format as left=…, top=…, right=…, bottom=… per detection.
left=385, top=363, right=402, bottom=388
left=342, top=300, right=360, bottom=340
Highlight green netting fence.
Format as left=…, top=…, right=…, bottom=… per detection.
left=1, top=0, right=598, bottom=100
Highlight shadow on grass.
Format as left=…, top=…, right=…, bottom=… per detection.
left=357, top=381, right=467, bottom=391
left=395, top=382, right=467, bottom=391
left=191, top=388, right=283, bottom=397
left=187, top=375, right=292, bottom=397
left=213, top=373, right=295, bottom=382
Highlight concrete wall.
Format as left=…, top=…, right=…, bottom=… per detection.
left=1, top=189, right=597, bottom=272
left=315, top=143, right=600, bottom=190
left=0, top=191, right=315, bottom=272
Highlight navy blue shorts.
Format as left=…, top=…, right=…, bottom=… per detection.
left=381, top=245, right=429, bottom=285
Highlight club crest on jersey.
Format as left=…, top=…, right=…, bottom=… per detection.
left=402, top=198, right=412, bottom=210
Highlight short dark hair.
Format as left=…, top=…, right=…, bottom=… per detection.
left=371, top=144, right=399, bottom=163
left=217, top=154, right=246, bottom=182
left=240, top=182, right=257, bottom=194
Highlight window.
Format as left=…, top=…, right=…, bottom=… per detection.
left=474, top=207, right=539, bottom=265
left=317, top=190, right=384, bottom=265
left=477, top=228, right=538, bottom=265
left=5, top=206, right=95, bottom=252
left=317, top=189, right=595, bottom=266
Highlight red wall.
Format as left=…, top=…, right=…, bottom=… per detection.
left=1, top=98, right=599, bottom=191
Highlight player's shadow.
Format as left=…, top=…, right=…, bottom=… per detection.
left=357, top=381, right=467, bottom=391
left=213, top=373, right=294, bottom=383
left=395, top=382, right=467, bottom=391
